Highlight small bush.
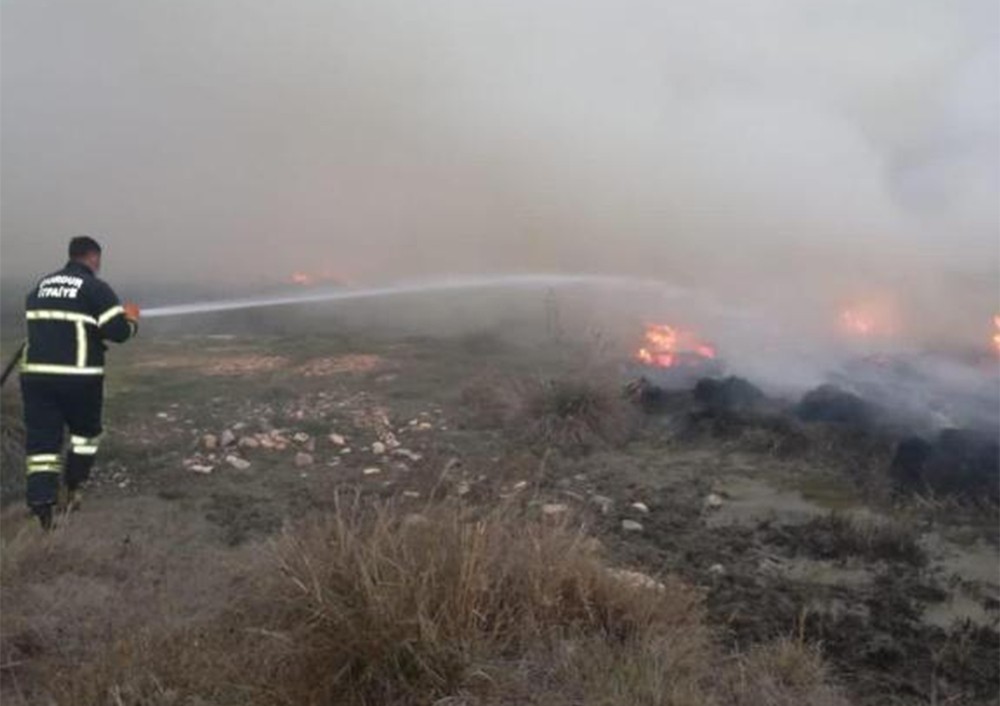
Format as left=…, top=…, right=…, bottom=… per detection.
left=523, top=377, right=634, bottom=454
left=462, top=374, right=635, bottom=454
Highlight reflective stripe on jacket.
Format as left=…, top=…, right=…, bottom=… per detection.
left=22, top=261, right=136, bottom=375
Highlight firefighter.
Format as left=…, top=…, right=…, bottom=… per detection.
left=20, top=236, right=140, bottom=529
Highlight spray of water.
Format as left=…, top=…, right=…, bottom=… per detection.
left=142, top=273, right=696, bottom=318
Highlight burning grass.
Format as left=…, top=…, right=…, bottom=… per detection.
left=1, top=496, right=848, bottom=706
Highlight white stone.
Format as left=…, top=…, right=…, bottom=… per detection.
left=293, top=432, right=310, bottom=443
left=417, top=422, right=433, bottom=430
left=220, top=430, right=237, bottom=447
left=225, top=455, right=251, bottom=470
left=591, top=495, right=613, bottom=514
left=630, top=502, right=650, bottom=514
left=704, top=493, right=724, bottom=510
left=295, top=452, right=314, bottom=467
left=621, top=519, right=644, bottom=532
left=362, top=467, right=381, bottom=475
left=239, top=436, right=260, bottom=449
left=202, top=434, right=218, bottom=450
left=189, top=464, right=214, bottom=474
left=393, top=448, right=423, bottom=462
left=402, top=490, right=421, bottom=499
left=512, top=480, right=529, bottom=491
left=542, top=503, right=569, bottom=516
left=456, top=481, right=471, bottom=496
left=329, top=433, right=347, bottom=446
left=607, top=568, right=665, bottom=592
left=340, top=447, right=352, bottom=455
left=371, top=441, right=387, bottom=455
left=708, top=564, right=726, bottom=576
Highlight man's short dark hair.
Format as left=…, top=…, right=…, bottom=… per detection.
left=69, top=236, right=102, bottom=259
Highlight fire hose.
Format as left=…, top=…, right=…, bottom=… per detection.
left=0, top=274, right=699, bottom=388
left=1, top=342, right=26, bottom=387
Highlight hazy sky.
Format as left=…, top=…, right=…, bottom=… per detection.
left=2, top=0, right=997, bottom=338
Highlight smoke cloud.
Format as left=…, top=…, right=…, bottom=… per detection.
left=2, top=0, right=997, bottom=346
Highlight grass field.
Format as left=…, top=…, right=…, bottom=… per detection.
left=1, top=307, right=997, bottom=705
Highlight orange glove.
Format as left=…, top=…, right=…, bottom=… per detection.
left=123, top=302, right=141, bottom=322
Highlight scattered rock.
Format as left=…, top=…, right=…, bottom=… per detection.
left=621, top=519, right=644, bottom=532
left=542, top=503, right=569, bottom=517
left=417, top=422, right=433, bottom=431
left=708, top=563, right=726, bottom=576
left=295, top=452, right=314, bottom=467
left=402, top=490, right=421, bottom=499
left=239, top=436, right=260, bottom=449
left=189, top=464, right=214, bottom=474
left=371, top=441, right=387, bottom=455
left=512, top=480, right=529, bottom=491
left=607, top=568, right=665, bottom=592
left=202, top=434, right=218, bottom=450
left=306, top=438, right=316, bottom=452
left=630, top=501, right=650, bottom=514
left=362, top=467, right=382, bottom=476
left=220, top=430, right=237, bottom=447
left=704, top=493, right=724, bottom=510
left=393, top=448, right=423, bottom=462
left=382, top=432, right=401, bottom=449
left=591, top=495, right=614, bottom=514
left=293, top=432, right=310, bottom=443
left=456, top=481, right=471, bottom=496
left=225, top=455, right=251, bottom=470
left=156, top=412, right=170, bottom=420
left=340, top=447, right=352, bottom=455
left=329, top=433, right=347, bottom=446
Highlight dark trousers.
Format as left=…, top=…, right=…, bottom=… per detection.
left=20, top=375, right=104, bottom=508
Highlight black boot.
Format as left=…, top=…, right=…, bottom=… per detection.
left=31, top=504, right=54, bottom=531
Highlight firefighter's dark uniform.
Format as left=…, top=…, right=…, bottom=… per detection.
left=20, top=261, right=136, bottom=515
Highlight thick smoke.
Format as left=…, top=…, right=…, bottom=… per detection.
left=2, top=0, right=997, bottom=349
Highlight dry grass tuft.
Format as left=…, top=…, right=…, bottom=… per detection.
left=796, top=513, right=926, bottom=566
left=1, top=390, right=26, bottom=502
left=523, top=377, right=634, bottom=453
left=2, top=496, right=847, bottom=706
left=722, top=637, right=847, bottom=706
left=461, top=372, right=635, bottom=454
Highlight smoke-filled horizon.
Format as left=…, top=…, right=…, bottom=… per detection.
left=2, top=0, right=998, bottom=346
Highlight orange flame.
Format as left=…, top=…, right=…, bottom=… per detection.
left=837, top=299, right=897, bottom=338
left=635, top=323, right=716, bottom=368
left=288, top=270, right=351, bottom=287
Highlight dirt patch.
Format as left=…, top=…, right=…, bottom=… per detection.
left=297, top=354, right=383, bottom=377
left=136, top=353, right=290, bottom=376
